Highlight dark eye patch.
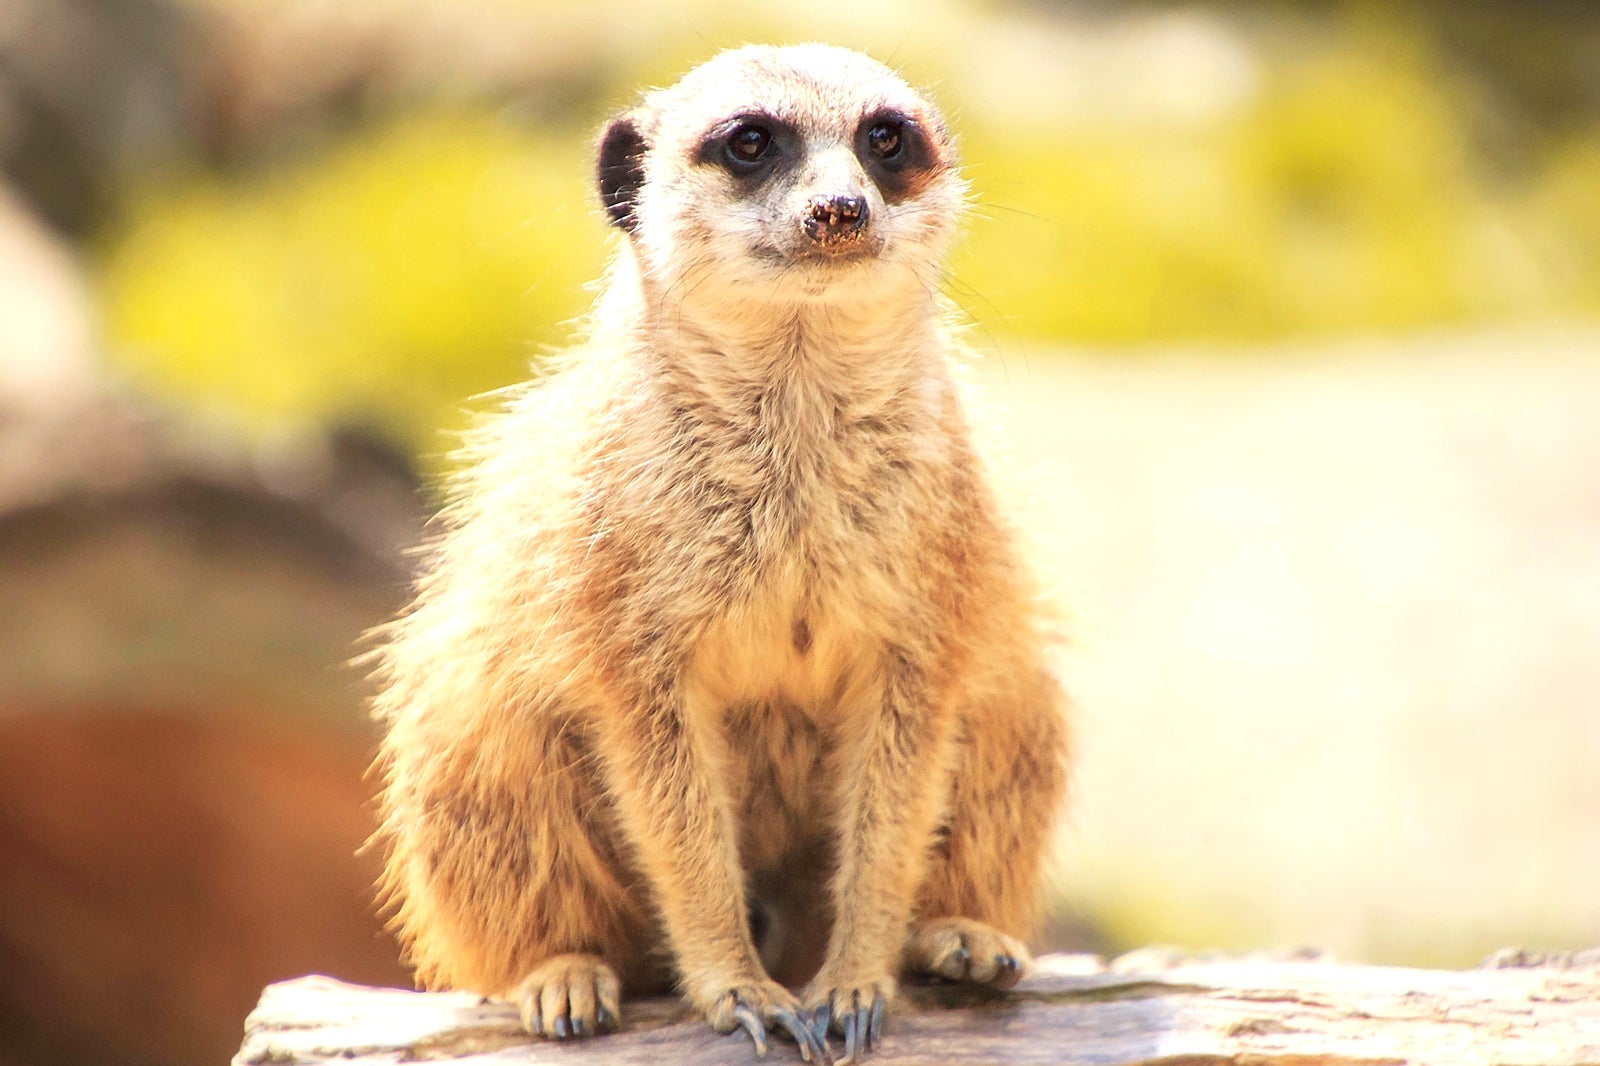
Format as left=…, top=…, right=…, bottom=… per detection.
left=856, top=109, right=936, bottom=203
left=694, top=113, right=797, bottom=185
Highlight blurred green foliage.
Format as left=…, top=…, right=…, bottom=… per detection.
left=100, top=110, right=603, bottom=450
left=97, top=10, right=1600, bottom=452
left=953, top=17, right=1597, bottom=342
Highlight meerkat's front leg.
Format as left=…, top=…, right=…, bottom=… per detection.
left=903, top=667, right=1069, bottom=992
left=803, top=645, right=960, bottom=1062
left=588, top=652, right=830, bottom=1063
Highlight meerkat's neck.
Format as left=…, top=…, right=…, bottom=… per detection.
left=599, top=248, right=948, bottom=416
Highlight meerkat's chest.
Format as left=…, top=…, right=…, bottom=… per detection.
left=655, top=366, right=949, bottom=717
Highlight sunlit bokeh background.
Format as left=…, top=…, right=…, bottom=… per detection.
left=2, top=1, right=1597, bottom=1064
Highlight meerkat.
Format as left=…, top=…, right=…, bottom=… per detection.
left=369, top=43, right=1069, bottom=1063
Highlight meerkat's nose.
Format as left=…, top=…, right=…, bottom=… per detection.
left=804, top=194, right=869, bottom=243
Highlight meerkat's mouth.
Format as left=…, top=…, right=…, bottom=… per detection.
left=795, top=246, right=875, bottom=263
left=752, top=241, right=882, bottom=266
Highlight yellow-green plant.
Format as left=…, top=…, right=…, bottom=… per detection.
left=100, top=109, right=605, bottom=452
left=951, top=15, right=1580, bottom=344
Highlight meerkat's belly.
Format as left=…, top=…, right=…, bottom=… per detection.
left=685, top=570, right=883, bottom=729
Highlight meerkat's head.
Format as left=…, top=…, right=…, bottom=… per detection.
left=596, top=44, right=966, bottom=305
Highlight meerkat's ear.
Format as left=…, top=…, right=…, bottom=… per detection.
left=597, top=113, right=648, bottom=234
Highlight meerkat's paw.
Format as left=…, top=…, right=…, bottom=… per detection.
left=511, top=953, right=622, bottom=1040
left=801, top=973, right=895, bottom=1065
left=706, top=979, right=830, bottom=1063
left=903, top=916, right=1030, bottom=989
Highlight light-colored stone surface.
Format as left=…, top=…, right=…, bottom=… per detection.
left=233, top=952, right=1600, bottom=1065
left=968, top=328, right=1600, bottom=964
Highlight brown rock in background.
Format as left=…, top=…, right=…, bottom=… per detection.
left=0, top=394, right=424, bottom=1066
left=0, top=162, right=423, bottom=1066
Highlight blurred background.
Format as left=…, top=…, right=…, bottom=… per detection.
left=1, top=0, right=1597, bottom=1063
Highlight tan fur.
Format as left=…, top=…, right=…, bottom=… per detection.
left=369, top=43, right=1069, bottom=1056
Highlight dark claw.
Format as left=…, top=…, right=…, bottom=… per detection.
left=840, top=1010, right=858, bottom=1066
left=573, top=1015, right=587, bottom=1037
left=855, top=1003, right=872, bottom=1053
left=597, top=1005, right=618, bottom=1033
left=995, top=953, right=1023, bottom=989
left=810, top=1003, right=831, bottom=1047
left=951, top=945, right=971, bottom=976
left=868, top=997, right=885, bottom=1049
left=816, top=1027, right=835, bottom=1065
left=732, top=1004, right=769, bottom=1057
left=529, top=1009, right=543, bottom=1037
left=772, top=1007, right=826, bottom=1064
left=553, top=1015, right=570, bottom=1039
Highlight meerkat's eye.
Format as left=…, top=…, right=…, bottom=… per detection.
left=858, top=113, right=926, bottom=191
left=725, top=123, right=772, bottom=167
left=695, top=116, right=789, bottom=180
left=866, top=121, right=903, bottom=160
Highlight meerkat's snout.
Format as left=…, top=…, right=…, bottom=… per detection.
left=803, top=192, right=869, bottom=246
